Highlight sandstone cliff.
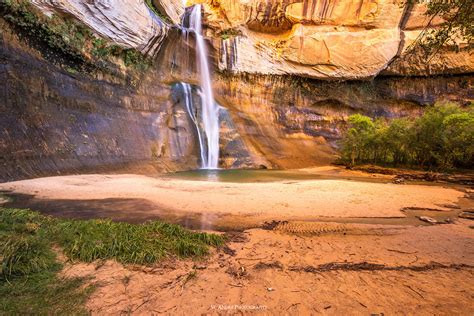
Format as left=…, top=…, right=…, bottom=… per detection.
left=205, top=0, right=473, bottom=79
left=0, top=18, right=199, bottom=181
left=25, top=0, right=474, bottom=79
left=0, top=0, right=472, bottom=181
left=30, top=0, right=184, bottom=55
left=117, top=21, right=474, bottom=170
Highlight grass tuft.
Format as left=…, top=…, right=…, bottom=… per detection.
left=0, top=207, right=224, bottom=313
left=1, top=235, right=57, bottom=277
left=0, top=208, right=91, bottom=314
left=50, top=218, right=224, bottom=265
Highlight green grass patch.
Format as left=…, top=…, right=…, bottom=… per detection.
left=0, top=270, right=94, bottom=314
left=51, top=218, right=224, bottom=264
left=0, top=209, right=92, bottom=314
left=0, top=207, right=224, bottom=313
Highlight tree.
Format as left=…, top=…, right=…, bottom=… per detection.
left=340, top=114, right=376, bottom=165
left=338, top=102, right=473, bottom=170
left=371, top=119, right=390, bottom=163
left=411, top=102, right=463, bottom=167
left=405, top=0, right=473, bottom=57
left=442, top=110, right=474, bottom=167
left=385, top=118, right=413, bottom=165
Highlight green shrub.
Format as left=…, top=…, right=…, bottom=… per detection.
left=219, top=28, right=242, bottom=40
left=442, top=112, right=474, bottom=167
left=123, top=49, right=151, bottom=71
left=339, top=102, right=474, bottom=170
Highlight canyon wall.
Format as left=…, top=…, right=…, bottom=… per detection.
left=25, top=0, right=472, bottom=80
left=154, top=25, right=473, bottom=169
left=0, top=0, right=472, bottom=181
left=207, top=0, right=473, bottom=79
left=30, top=0, right=175, bottom=56
left=0, top=20, right=200, bottom=182
left=213, top=74, right=473, bottom=169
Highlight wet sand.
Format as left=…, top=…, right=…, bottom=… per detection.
left=0, top=172, right=467, bottom=227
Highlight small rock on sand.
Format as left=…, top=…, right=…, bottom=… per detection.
left=458, top=211, right=474, bottom=220
left=418, top=216, right=438, bottom=224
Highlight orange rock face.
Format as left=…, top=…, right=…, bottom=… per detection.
left=205, top=0, right=473, bottom=79
left=285, top=0, right=380, bottom=26
left=28, top=0, right=472, bottom=79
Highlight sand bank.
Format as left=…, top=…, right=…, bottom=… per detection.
left=0, top=173, right=465, bottom=220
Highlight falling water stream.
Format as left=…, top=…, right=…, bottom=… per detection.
left=180, top=82, right=207, bottom=165
left=182, top=4, right=219, bottom=169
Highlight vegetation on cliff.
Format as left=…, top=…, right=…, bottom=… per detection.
left=144, top=0, right=172, bottom=24
left=407, top=0, right=473, bottom=57
left=339, top=102, right=474, bottom=170
left=0, top=0, right=152, bottom=73
left=219, top=27, right=242, bottom=40
left=0, top=207, right=223, bottom=313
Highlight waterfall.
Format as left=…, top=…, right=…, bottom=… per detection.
left=180, top=82, right=208, bottom=166
left=186, top=4, right=219, bottom=169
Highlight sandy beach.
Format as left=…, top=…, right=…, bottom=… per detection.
left=1, top=171, right=473, bottom=314
left=0, top=173, right=467, bottom=222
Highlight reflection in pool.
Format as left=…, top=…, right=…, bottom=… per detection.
left=162, top=169, right=326, bottom=183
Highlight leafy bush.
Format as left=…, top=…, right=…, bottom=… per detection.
left=1, top=0, right=88, bottom=63
left=339, top=102, right=474, bottom=170
left=219, top=28, right=242, bottom=40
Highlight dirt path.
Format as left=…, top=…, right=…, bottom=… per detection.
left=63, top=221, right=474, bottom=314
